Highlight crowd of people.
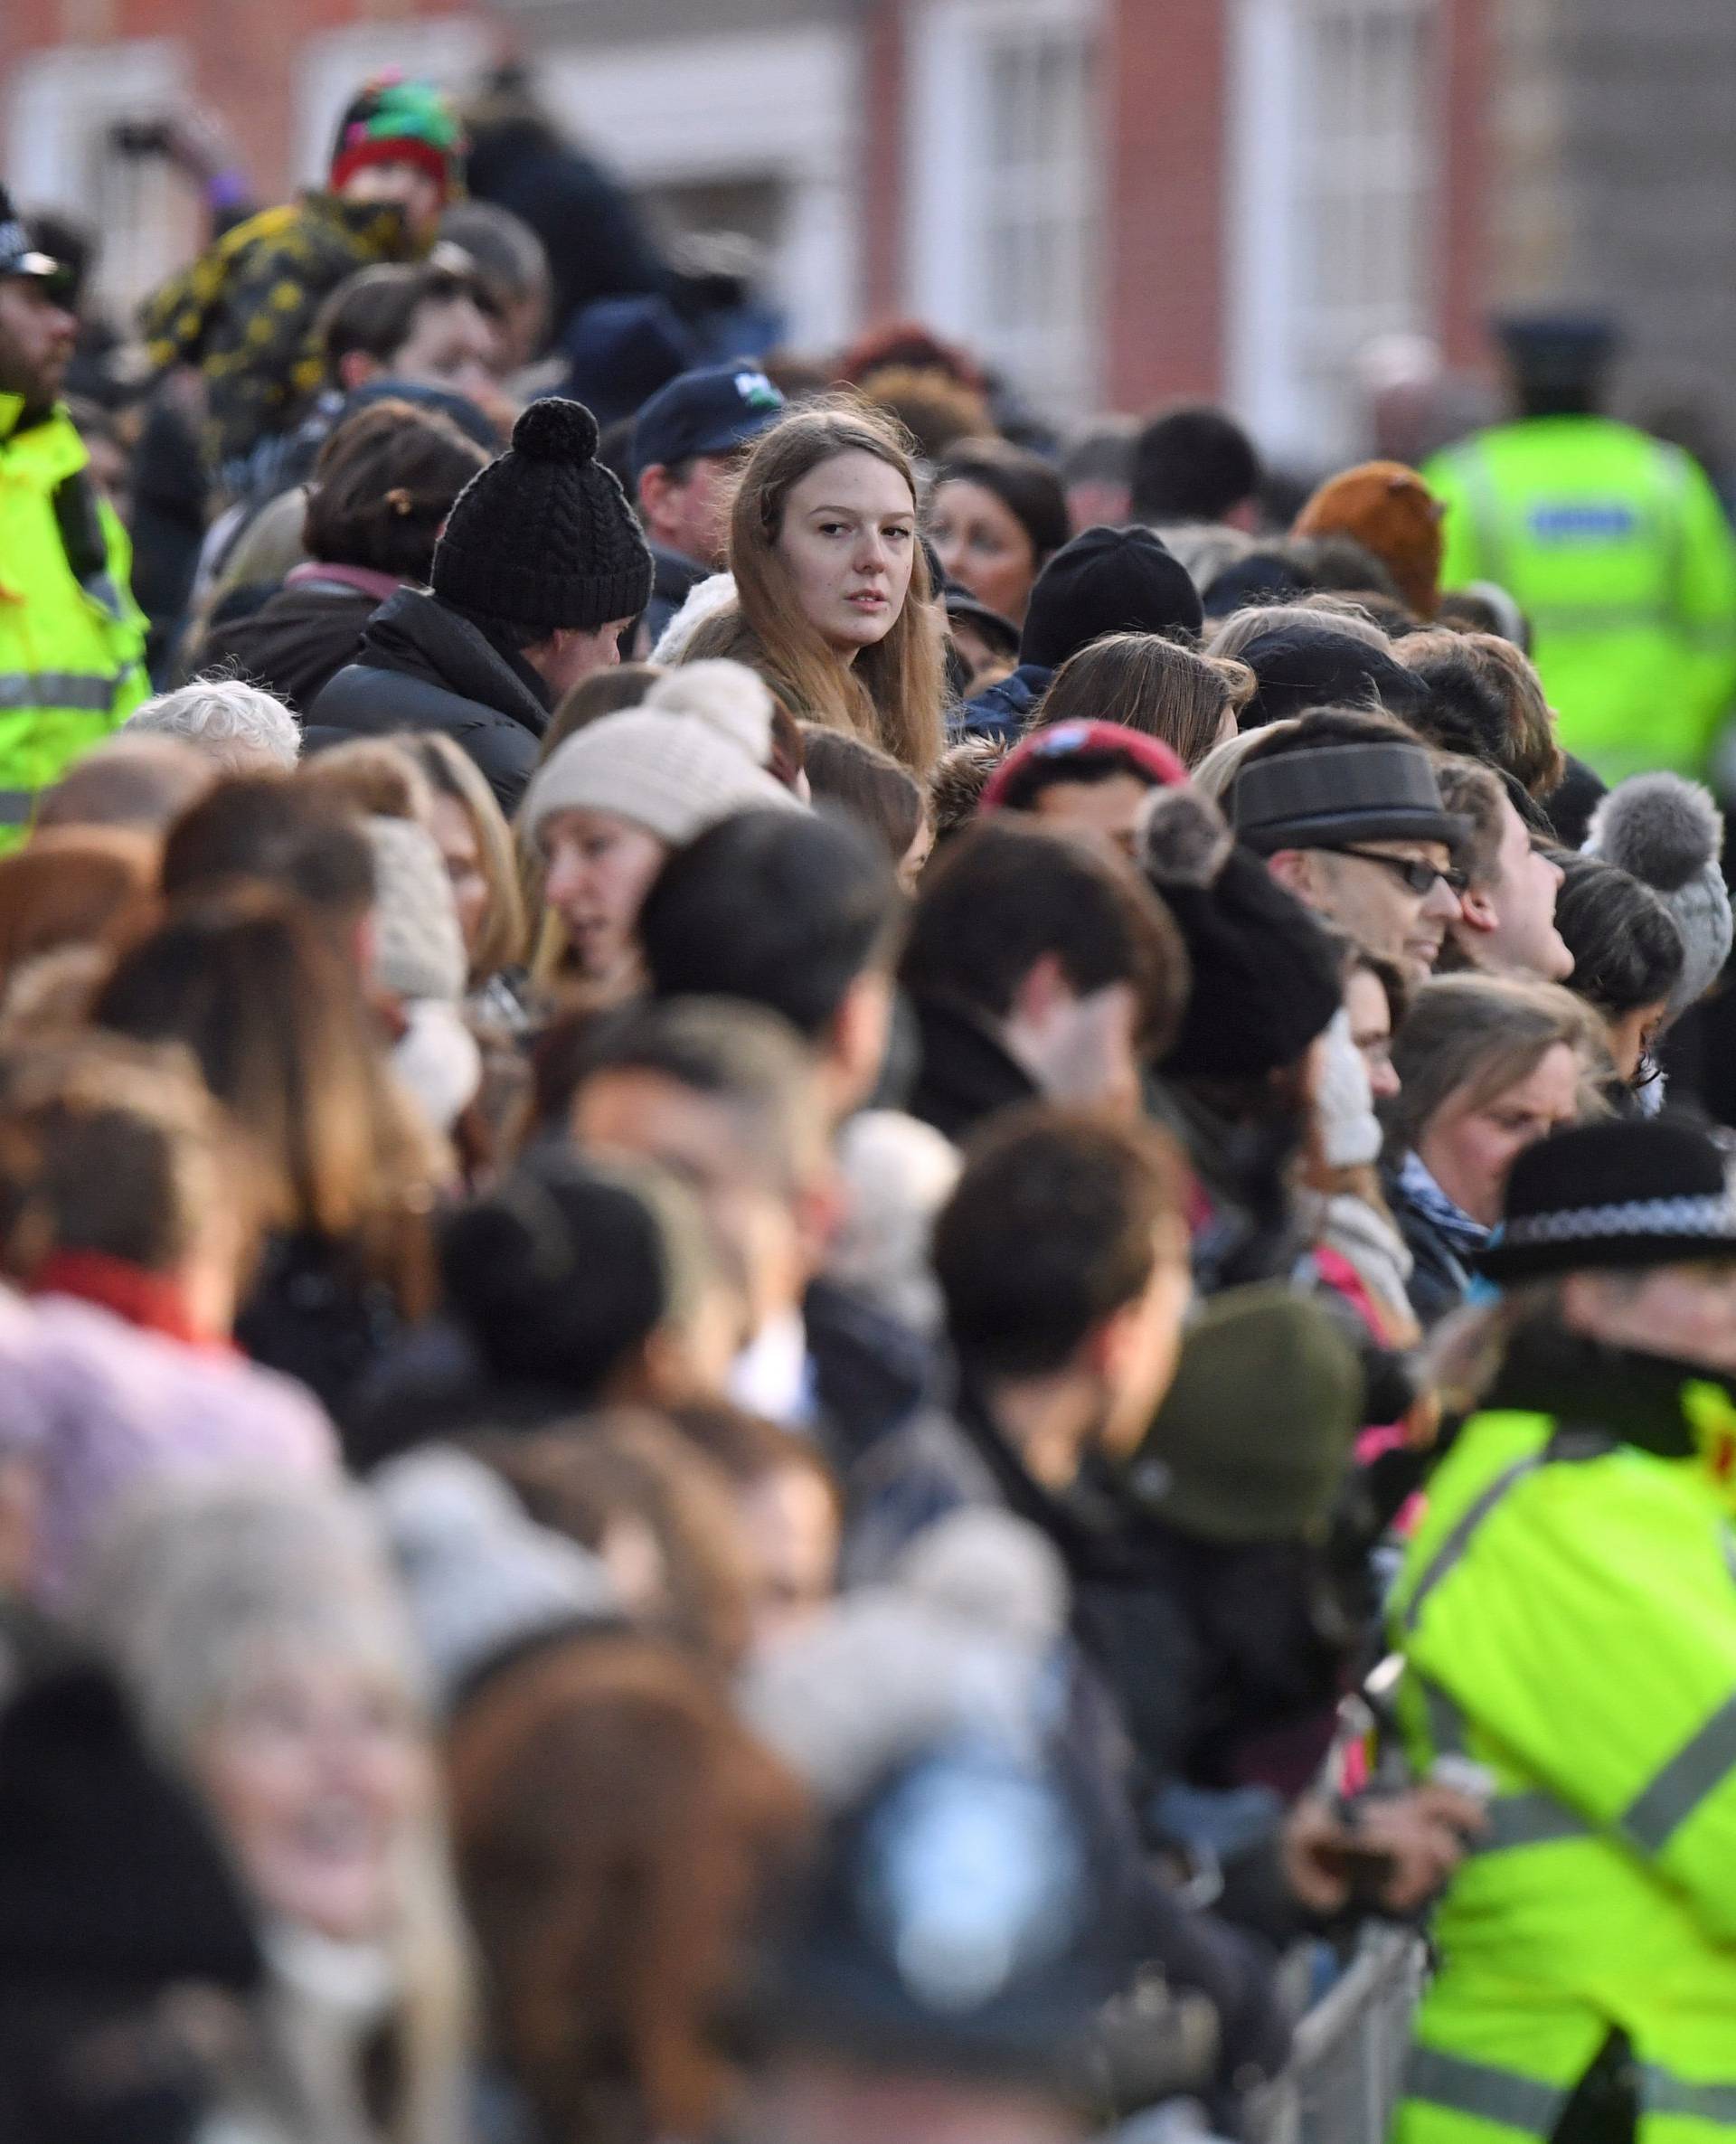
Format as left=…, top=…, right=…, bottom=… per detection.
left=5, top=65, right=1736, bottom=2144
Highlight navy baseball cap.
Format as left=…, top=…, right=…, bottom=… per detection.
left=631, top=362, right=786, bottom=479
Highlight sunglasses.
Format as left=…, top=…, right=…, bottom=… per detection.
left=1329, top=845, right=1467, bottom=898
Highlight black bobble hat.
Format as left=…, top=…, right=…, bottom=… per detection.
left=1140, top=785, right=1344, bottom=1080
left=1476, top=1118, right=1736, bottom=1284
left=0, top=1660, right=261, bottom=1995
left=1018, top=524, right=1203, bottom=671
left=432, top=396, right=655, bottom=634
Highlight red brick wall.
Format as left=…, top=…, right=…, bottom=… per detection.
left=1101, top=0, right=1227, bottom=412
left=3, top=0, right=468, bottom=200
left=859, top=0, right=905, bottom=325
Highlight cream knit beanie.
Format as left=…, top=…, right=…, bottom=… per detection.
left=522, top=658, right=802, bottom=846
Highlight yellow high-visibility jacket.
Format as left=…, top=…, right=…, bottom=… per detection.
left=0, top=391, right=147, bottom=847
left=1389, top=1381, right=1736, bottom=2143
left=1425, top=417, right=1736, bottom=781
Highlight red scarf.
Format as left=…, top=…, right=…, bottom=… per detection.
left=31, top=1250, right=233, bottom=1353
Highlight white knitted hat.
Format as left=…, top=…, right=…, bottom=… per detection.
left=522, top=658, right=802, bottom=847
left=365, top=816, right=467, bottom=1003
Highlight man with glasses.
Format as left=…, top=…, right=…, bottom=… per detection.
left=1224, top=707, right=1470, bottom=985
left=0, top=184, right=147, bottom=849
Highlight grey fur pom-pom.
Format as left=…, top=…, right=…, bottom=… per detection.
left=1586, top=772, right=1723, bottom=893
left=1139, top=784, right=1233, bottom=889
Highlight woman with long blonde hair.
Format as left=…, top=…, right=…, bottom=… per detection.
left=680, top=399, right=946, bottom=772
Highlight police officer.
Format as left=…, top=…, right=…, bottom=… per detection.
left=1426, top=316, right=1736, bottom=783
left=0, top=185, right=147, bottom=849
left=1391, top=1117, right=1736, bottom=2144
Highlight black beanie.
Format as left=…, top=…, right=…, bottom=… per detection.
left=1140, top=785, right=1343, bottom=1080
left=432, top=397, right=655, bottom=633
left=439, top=1151, right=685, bottom=1403
left=1019, top=524, right=1203, bottom=671
left=1240, top=625, right=1429, bottom=730
left=0, top=1661, right=261, bottom=1994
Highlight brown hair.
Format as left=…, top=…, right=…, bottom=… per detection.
left=1399, top=628, right=1565, bottom=801
left=664, top=1397, right=842, bottom=1510
left=395, top=731, right=527, bottom=981
left=0, top=829, right=159, bottom=1006
left=683, top=399, right=946, bottom=773
left=1431, top=755, right=1505, bottom=892
left=854, top=364, right=994, bottom=458
left=1437, top=631, right=1564, bottom=798
left=301, top=397, right=487, bottom=581
left=936, top=1104, right=1188, bottom=1377
left=486, top=1418, right=757, bottom=1672
left=160, top=774, right=375, bottom=930
left=542, top=662, right=665, bottom=768
left=1385, top=974, right=1607, bottom=1160
left=0, top=1036, right=250, bottom=1283
left=449, top=1632, right=807, bottom=2144
left=35, top=737, right=213, bottom=836
left=1035, top=631, right=1254, bottom=769
left=91, top=888, right=441, bottom=1308
left=797, top=723, right=925, bottom=866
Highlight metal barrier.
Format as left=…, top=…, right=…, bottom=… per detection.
left=1263, top=1926, right=1426, bottom=2144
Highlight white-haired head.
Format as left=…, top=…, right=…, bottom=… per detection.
left=124, top=676, right=301, bottom=773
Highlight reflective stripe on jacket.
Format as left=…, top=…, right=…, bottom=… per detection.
left=1388, top=1400, right=1736, bottom=2142
left=0, top=393, right=147, bottom=846
left=1424, top=417, right=1736, bottom=781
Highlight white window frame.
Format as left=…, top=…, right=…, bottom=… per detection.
left=4, top=37, right=194, bottom=315
left=1227, top=0, right=1439, bottom=466
left=536, top=24, right=862, bottom=355
left=904, top=0, right=1107, bottom=417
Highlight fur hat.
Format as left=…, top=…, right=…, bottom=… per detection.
left=373, top=1445, right=616, bottom=1708
left=1292, top=460, right=1446, bottom=619
left=523, top=659, right=801, bottom=848
left=827, top=1110, right=961, bottom=1336
left=1584, top=773, right=1732, bottom=1017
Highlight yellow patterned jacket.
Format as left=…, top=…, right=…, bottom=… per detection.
left=139, top=192, right=415, bottom=486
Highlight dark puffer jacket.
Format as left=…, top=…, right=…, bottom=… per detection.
left=307, top=587, right=551, bottom=812
left=954, top=661, right=1052, bottom=741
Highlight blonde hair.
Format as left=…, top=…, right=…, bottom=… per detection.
left=396, top=731, right=528, bottom=983
left=1191, top=724, right=1269, bottom=803
left=681, top=398, right=946, bottom=774
left=1207, top=597, right=1392, bottom=662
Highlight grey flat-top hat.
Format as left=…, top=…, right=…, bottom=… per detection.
left=1230, top=740, right=1469, bottom=855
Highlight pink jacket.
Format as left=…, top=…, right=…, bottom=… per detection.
left=0, top=1286, right=337, bottom=1607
